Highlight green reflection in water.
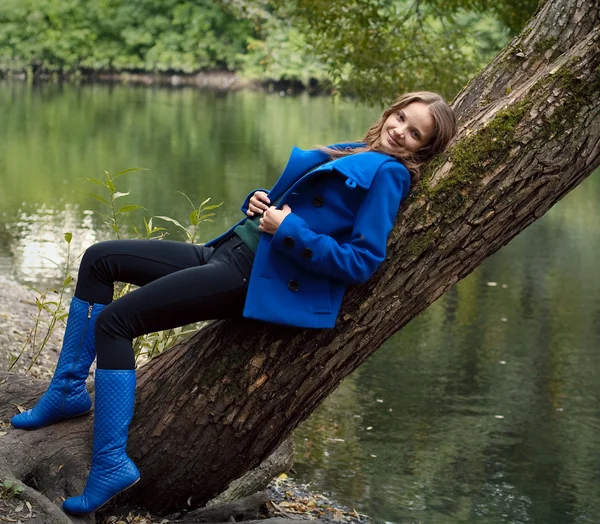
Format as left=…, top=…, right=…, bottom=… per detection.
left=2, top=82, right=600, bottom=523
left=0, top=82, right=377, bottom=285
left=296, top=172, right=600, bottom=523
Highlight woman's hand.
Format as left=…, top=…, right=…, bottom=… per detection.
left=247, top=191, right=271, bottom=217
left=259, top=204, right=292, bottom=235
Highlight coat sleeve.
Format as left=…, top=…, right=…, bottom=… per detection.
left=271, top=162, right=411, bottom=285
left=240, top=188, right=270, bottom=215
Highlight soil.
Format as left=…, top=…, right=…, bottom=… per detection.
left=0, top=275, right=64, bottom=378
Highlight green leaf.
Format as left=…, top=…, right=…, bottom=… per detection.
left=24, top=284, right=42, bottom=295
left=42, top=303, right=55, bottom=314
left=40, top=256, right=62, bottom=268
left=177, top=191, right=195, bottom=209
left=112, top=191, right=131, bottom=200
left=117, top=205, right=145, bottom=214
left=64, top=232, right=73, bottom=244
left=85, top=178, right=107, bottom=187
left=90, top=193, right=110, bottom=206
left=106, top=178, right=116, bottom=192
left=64, top=275, right=73, bottom=286
left=203, top=203, right=223, bottom=211
left=113, top=167, right=147, bottom=180
left=3, top=479, right=13, bottom=489
left=154, top=216, right=187, bottom=232
left=189, top=210, right=200, bottom=226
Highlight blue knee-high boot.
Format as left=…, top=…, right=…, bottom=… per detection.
left=63, top=369, right=140, bottom=515
left=11, top=297, right=106, bottom=430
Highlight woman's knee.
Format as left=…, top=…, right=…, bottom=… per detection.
left=95, top=303, right=133, bottom=343
left=80, top=241, right=120, bottom=272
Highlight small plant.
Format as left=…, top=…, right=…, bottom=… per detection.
left=152, top=192, right=222, bottom=244
left=16, top=167, right=221, bottom=373
left=86, top=168, right=148, bottom=240
left=9, top=233, right=75, bottom=373
left=0, top=479, right=24, bottom=500
left=133, top=325, right=200, bottom=363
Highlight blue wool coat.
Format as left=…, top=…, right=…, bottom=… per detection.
left=206, top=145, right=411, bottom=328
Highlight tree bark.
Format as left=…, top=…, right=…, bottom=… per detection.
left=1, top=0, right=599, bottom=519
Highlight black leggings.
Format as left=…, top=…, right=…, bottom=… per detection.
left=74, top=236, right=254, bottom=370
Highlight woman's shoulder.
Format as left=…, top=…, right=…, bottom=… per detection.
left=333, top=148, right=409, bottom=172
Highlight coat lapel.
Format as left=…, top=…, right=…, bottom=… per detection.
left=269, top=143, right=397, bottom=198
left=324, top=151, right=394, bottom=189
left=268, top=146, right=330, bottom=201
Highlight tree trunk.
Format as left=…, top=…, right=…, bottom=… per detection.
left=1, top=0, right=599, bottom=519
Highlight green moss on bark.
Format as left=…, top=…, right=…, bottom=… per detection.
left=398, top=229, right=438, bottom=259
left=408, top=45, right=598, bottom=229
left=417, top=100, right=530, bottom=221
left=540, top=61, right=600, bottom=139
left=533, top=37, right=558, bottom=53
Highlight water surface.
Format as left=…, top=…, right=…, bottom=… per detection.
left=1, top=82, right=599, bottom=524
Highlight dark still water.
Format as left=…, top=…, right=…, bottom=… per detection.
left=1, top=82, right=599, bottom=523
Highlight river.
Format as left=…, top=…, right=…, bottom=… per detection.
left=1, top=82, right=599, bottom=524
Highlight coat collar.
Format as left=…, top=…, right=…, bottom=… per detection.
left=270, top=143, right=398, bottom=199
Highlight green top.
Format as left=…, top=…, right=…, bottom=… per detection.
left=234, top=215, right=262, bottom=252
left=234, top=194, right=283, bottom=253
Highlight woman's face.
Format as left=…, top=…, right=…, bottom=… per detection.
left=379, top=102, right=435, bottom=155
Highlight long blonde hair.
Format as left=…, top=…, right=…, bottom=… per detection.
left=320, top=91, right=457, bottom=182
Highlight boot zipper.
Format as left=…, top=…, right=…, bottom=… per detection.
left=61, top=304, right=93, bottom=413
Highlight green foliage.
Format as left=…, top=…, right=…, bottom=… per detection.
left=239, top=15, right=329, bottom=88
left=86, top=168, right=222, bottom=362
left=87, top=168, right=148, bottom=240
left=153, top=193, right=222, bottom=244
left=15, top=167, right=221, bottom=371
left=272, top=0, right=521, bottom=102
left=0, top=479, right=24, bottom=500
left=0, top=0, right=253, bottom=73
left=0, top=0, right=537, bottom=103
left=9, top=233, right=75, bottom=373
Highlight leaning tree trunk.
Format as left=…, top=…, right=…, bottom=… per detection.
left=1, top=0, right=599, bottom=519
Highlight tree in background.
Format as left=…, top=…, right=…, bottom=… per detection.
left=0, top=0, right=536, bottom=100
left=229, top=0, right=537, bottom=99
left=0, top=0, right=253, bottom=74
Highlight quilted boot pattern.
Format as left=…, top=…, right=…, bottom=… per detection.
left=11, top=297, right=106, bottom=430
left=63, top=369, right=140, bottom=515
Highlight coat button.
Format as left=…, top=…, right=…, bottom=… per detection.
left=284, top=236, right=295, bottom=248
left=312, top=195, right=324, bottom=207
left=288, top=280, right=300, bottom=292
left=302, top=248, right=313, bottom=259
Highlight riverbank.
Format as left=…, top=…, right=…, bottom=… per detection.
left=0, top=276, right=64, bottom=378
left=0, top=69, right=328, bottom=96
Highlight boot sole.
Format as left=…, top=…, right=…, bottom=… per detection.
left=64, top=477, right=140, bottom=515
left=12, top=408, right=92, bottom=431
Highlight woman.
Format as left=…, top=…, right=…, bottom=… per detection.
left=11, top=91, right=456, bottom=514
